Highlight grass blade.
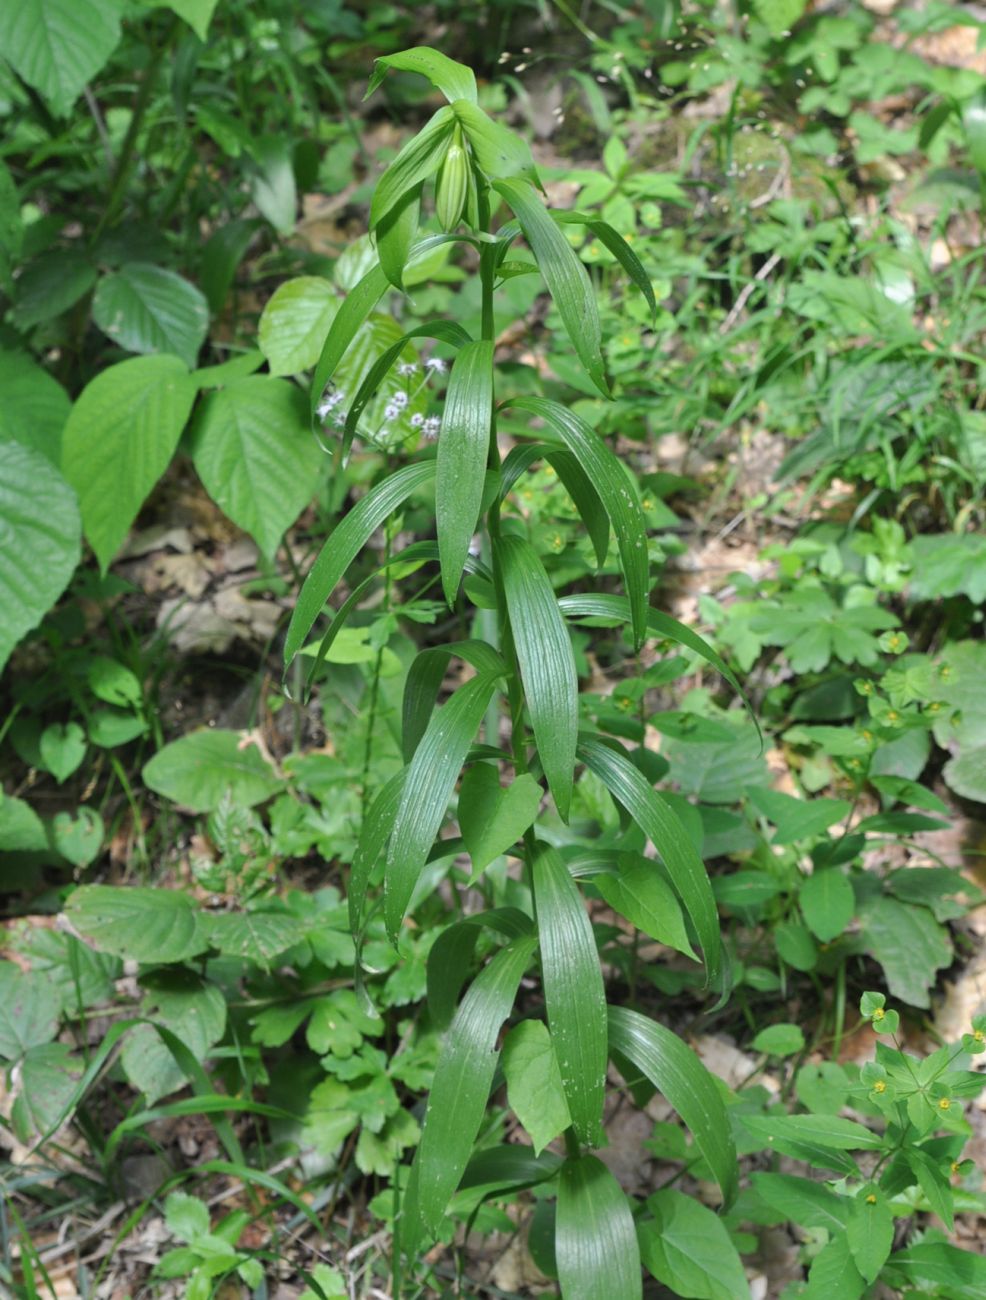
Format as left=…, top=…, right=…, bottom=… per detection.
left=531, top=844, right=607, bottom=1149
left=437, top=339, right=494, bottom=604
left=498, top=534, right=578, bottom=819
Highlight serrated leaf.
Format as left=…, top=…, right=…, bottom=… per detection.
left=640, top=1189, right=749, bottom=1300
left=65, top=885, right=207, bottom=963
left=437, top=339, right=493, bottom=604
left=752, top=0, right=806, bottom=37
left=0, top=442, right=80, bottom=674
left=859, top=895, right=952, bottom=1009
left=122, top=972, right=226, bottom=1102
left=0, top=963, right=59, bottom=1062
left=557, top=1155, right=642, bottom=1300
left=579, top=736, right=722, bottom=988
left=502, top=1019, right=571, bottom=1154
left=366, top=46, right=478, bottom=105
left=803, top=1232, right=865, bottom=1300
left=5, top=0, right=121, bottom=115
left=608, top=1005, right=737, bottom=1207
left=508, top=402, right=648, bottom=648
left=92, top=263, right=209, bottom=367
left=413, top=935, right=537, bottom=1233
left=61, top=355, right=197, bottom=571
left=800, top=869, right=855, bottom=943
left=385, top=674, right=499, bottom=938
left=189, top=376, right=324, bottom=559
left=284, top=461, right=435, bottom=668
left=13, top=1043, right=82, bottom=1139
left=143, top=729, right=280, bottom=812
left=164, top=1191, right=210, bottom=1243
left=595, top=853, right=696, bottom=958
left=458, top=765, right=542, bottom=873
left=499, top=535, right=578, bottom=819
left=495, top=180, right=608, bottom=397
left=203, top=911, right=304, bottom=964
left=258, top=276, right=338, bottom=376
left=847, top=1186, right=894, bottom=1283
left=532, top=844, right=607, bottom=1148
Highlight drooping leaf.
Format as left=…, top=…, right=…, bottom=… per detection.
left=310, top=263, right=390, bottom=417
left=369, top=106, right=455, bottom=235
left=458, top=765, right=542, bottom=873
left=189, top=376, right=324, bottom=559
left=385, top=674, right=500, bottom=939
left=532, top=844, right=607, bottom=1149
left=143, top=729, right=281, bottom=812
left=61, top=355, right=197, bottom=571
left=0, top=442, right=80, bottom=674
left=92, top=263, right=209, bottom=367
left=258, top=276, right=338, bottom=376
left=426, top=907, right=533, bottom=1030
left=249, top=137, right=297, bottom=233
left=556, top=1155, right=642, bottom=1300
left=580, top=736, right=722, bottom=987
left=594, top=854, right=696, bottom=959
left=639, top=1189, right=749, bottom=1300
left=502, top=1019, right=572, bottom=1154
left=366, top=47, right=478, bottom=105
left=608, top=1005, right=738, bottom=1207
left=437, top=339, right=494, bottom=604
left=350, top=769, right=407, bottom=939
left=5, top=0, right=122, bottom=115
left=494, top=180, right=608, bottom=397
left=508, top=401, right=648, bottom=647
left=65, top=886, right=208, bottom=964
left=500, top=442, right=609, bottom=566
left=284, top=461, right=436, bottom=668
left=401, top=641, right=504, bottom=763
left=557, top=212, right=656, bottom=321
left=376, top=183, right=422, bottom=291
left=413, top=935, right=537, bottom=1233
left=452, top=100, right=539, bottom=185
left=499, top=535, right=578, bottom=819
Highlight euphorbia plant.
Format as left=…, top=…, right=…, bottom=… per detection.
left=284, top=48, right=743, bottom=1297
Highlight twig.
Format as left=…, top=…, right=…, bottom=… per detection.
left=719, top=251, right=782, bottom=334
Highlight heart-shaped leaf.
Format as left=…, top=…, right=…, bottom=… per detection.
left=458, top=764, right=541, bottom=873
left=52, top=807, right=104, bottom=867
left=39, top=722, right=86, bottom=784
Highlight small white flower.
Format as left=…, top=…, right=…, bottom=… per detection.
left=333, top=411, right=346, bottom=427
left=397, top=361, right=418, bottom=376
left=424, top=357, right=447, bottom=375
left=383, top=403, right=400, bottom=422
left=410, top=413, right=425, bottom=428
left=316, top=389, right=345, bottom=420
left=423, top=416, right=441, bottom=439
left=392, top=390, right=409, bottom=409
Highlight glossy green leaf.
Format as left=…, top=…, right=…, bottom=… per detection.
left=0, top=442, right=80, bottom=674
left=414, top=935, right=537, bottom=1233
left=376, top=183, right=421, bottom=290
left=310, top=262, right=390, bottom=417
left=608, top=1005, right=738, bottom=1207
left=437, top=339, right=494, bottom=604
left=962, top=88, right=986, bottom=174
left=189, top=376, right=324, bottom=559
left=579, top=736, right=722, bottom=987
left=532, top=844, right=607, bottom=1148
left=502, top=1019, right=571, bottom=1154
left=595, top=854, right=696, bottom=959
left=426, top=907, right=533, bottom=1030
left=65, top=886, right=208, bottom=964
left=349, top=769, right=407, bottom=940
left=0, top=348, right=71, bottom=466
left=61, top=355, right=197, bottom=571
left=452, top=100, right=539, bottom=185
left=369, top=106, right=454, bottom=234
left=751, top=1023, right=805, bottom=1056
left=284, top=461, right=435, bottom=668
left=494, top=181, right=608, bottom=398
left=508, top=400, right=647, bottom=647
left=459, top=765, right=542, bottom=873
left=501, top=442, right=609, bottom=566
left=557, top=1155, right=642, bottom=1300
left=92, top=263, right=209, bottom=367
left=557, top=212, right=656, bottom=322
left=366, top=46, right=478, bottom=105
left=5, top=0, right=121, bottom=115
left=143, top=729, right=281, bottom=812
left=401, top=640, right=505, bottom=763
left=258, top=276, right=338, bottom=377
left=499, top=535, right=578, bottom=819
left=385, top=674, right=500, bottom=939
left=639, top=1189, right=749, bottom=1300
left=750, top=1172, right=848, bottom=1234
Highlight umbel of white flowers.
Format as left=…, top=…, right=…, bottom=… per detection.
left=315, top=354, right=447, bottom=440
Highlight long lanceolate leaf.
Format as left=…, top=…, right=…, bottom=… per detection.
left=500, top=442, right=609, bottom=566
left=557, top=1155, right=643, bottom=1300
left=427, top=907, right=533, bottom=1030
left=366, top=47, right=478, bottom=105
left=493, top=179, right=609, bottom=398
left=498, top=535, right=579, bottom=820
left=413, top=934, right=538, bottom=1234
left=532, top=844, right=607, bottom=1149
left=506, top=396, right=649, bottom=649
left=349, top=768, right=407, bottom=938
left=385, top=673, right=501, bottom=940
left=559, top=591, right=759, bottom=739
left=310, top=262, right=390, bottom=418
left=437, top=340, right=494, bottom=605
left=608, top=1005, right=738, bottom=1208
left=556, top=212, right=657, bottom=323
left=284, top=461, right=435, bottom=669
left=402, top=640, right=505, bottom=762
left=578, top=735, right=723, bottom=989
left=369, top=105, right=455, bottom=235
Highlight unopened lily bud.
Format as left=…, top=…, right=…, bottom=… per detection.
left=435, top=126, right=468, bottom=232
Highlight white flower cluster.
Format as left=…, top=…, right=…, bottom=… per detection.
left=316, top=388, right=347, bottom=428
left=315, top=353, right=447, bottom=445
